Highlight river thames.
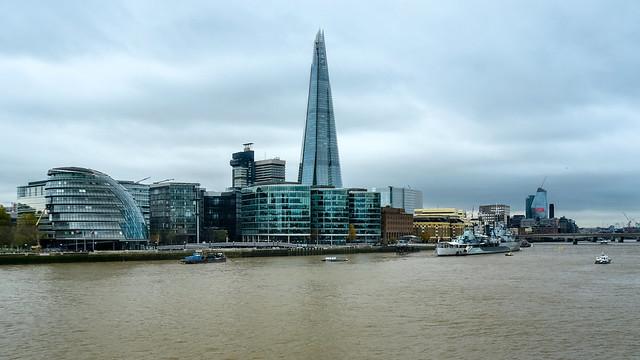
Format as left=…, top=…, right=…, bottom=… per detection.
left=1, top=243, right=639, bottom=359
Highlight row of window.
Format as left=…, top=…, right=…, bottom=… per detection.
left=48, top=197, right=122, bottom=205
left=51, top=213, right=123, bottom=222
left=52, top=221, right=124, bottom=230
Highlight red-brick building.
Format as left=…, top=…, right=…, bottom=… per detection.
left=381, top=207, right=414, bottom=243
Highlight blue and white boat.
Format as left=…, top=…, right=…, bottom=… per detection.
left=181, top=251, right=226, bottom=264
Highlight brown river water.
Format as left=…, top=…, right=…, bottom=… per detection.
left=1, top=243, right=639, bottom=359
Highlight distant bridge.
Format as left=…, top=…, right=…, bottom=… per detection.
left=515, top=233, right=640, bottom=242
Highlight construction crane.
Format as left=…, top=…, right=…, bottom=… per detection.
left=623, top=212, right=636, bottom=229
left=154, top=178, right=174, bottom=184
left=540, top=176, right=547, bottom=189
left=135, top=177, right=150, bottom=184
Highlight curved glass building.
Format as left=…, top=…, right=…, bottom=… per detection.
left=44, top=167, right=148, bottom=250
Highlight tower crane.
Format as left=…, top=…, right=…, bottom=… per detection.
left=623, top=212, right=632, bottom=229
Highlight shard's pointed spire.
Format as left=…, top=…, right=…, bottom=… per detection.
left=298, top=31, right=343, bottom=188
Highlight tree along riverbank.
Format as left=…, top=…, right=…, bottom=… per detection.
left=0, top=245, right=432, bottom=265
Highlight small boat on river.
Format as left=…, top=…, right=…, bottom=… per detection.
left=595, top=253, right=612, bottom=264
left=322, top=256, right=349, bottom=262
left=181, top=251, right=226, bottom=264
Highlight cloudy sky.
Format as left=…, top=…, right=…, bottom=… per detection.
left=1, top=0, right=639, bottom=226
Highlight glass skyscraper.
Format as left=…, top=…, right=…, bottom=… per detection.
left=371, top=186, right=423, bottom=214
left=230, top=143, right=255, bottom=189
left=298, top=30, right=343, bottom=188
left=530, top=187, right=549, bottom=220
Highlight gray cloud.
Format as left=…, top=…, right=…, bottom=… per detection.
left=1, top=0, right=639, bottom=226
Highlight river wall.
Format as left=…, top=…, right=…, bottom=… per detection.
left=0, top=245, right=431, bottom=265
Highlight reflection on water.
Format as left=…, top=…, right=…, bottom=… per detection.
left=1, top=244, right=639, bottom=359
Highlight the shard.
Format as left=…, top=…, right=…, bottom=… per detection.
left=298, top=30, right=343, bottom=188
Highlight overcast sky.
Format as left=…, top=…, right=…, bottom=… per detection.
left=1, top=0, right=639, bottom=226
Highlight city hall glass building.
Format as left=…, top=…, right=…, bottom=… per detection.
left=298, top=30, right=343, bottom=188
left=44, top=167, right=148, bottom=250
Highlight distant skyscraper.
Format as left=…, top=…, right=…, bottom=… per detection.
left=478, top=204, right=510, bottom=225
left=298, top=30, right=343, bottom=187
left=255, top=158, right=286, bottom=184
left=525, top=195, right=535, bottom=219
left=530, top=187, right=549, bottom=220
left=230, top=143, right=255, bottom=189
left=371, top=186, right=423, bottom=214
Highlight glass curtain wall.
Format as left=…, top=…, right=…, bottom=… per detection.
left=45, top=167, right=148, bottom=250
left=241, top=184, right=311, bottom=243
left=348, top=190, right=381, bottom=243
left=311, top=188, right=349, bottom=245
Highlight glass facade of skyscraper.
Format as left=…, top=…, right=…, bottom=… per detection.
left=240, top=185, right=381, bottom=243
left=530, top=187, right=549, bottom=220
left=371, top=186, right=423, bottom=214
left=149, top=182, right=202, bottom=245
left=203, top=190, right=241, bottom=241
left=298, top=30, right=343, bottom=188
left=348, top=190, right=381, bottom=243
left=241, top=184, right=311, bottom=242
left=44, top=167, right=148, bottom=250
left=310, top=188, right=349, bottom=244
left=525, top=195, right=535, bottom=219
left=230, top=143, right=255, bottom=189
